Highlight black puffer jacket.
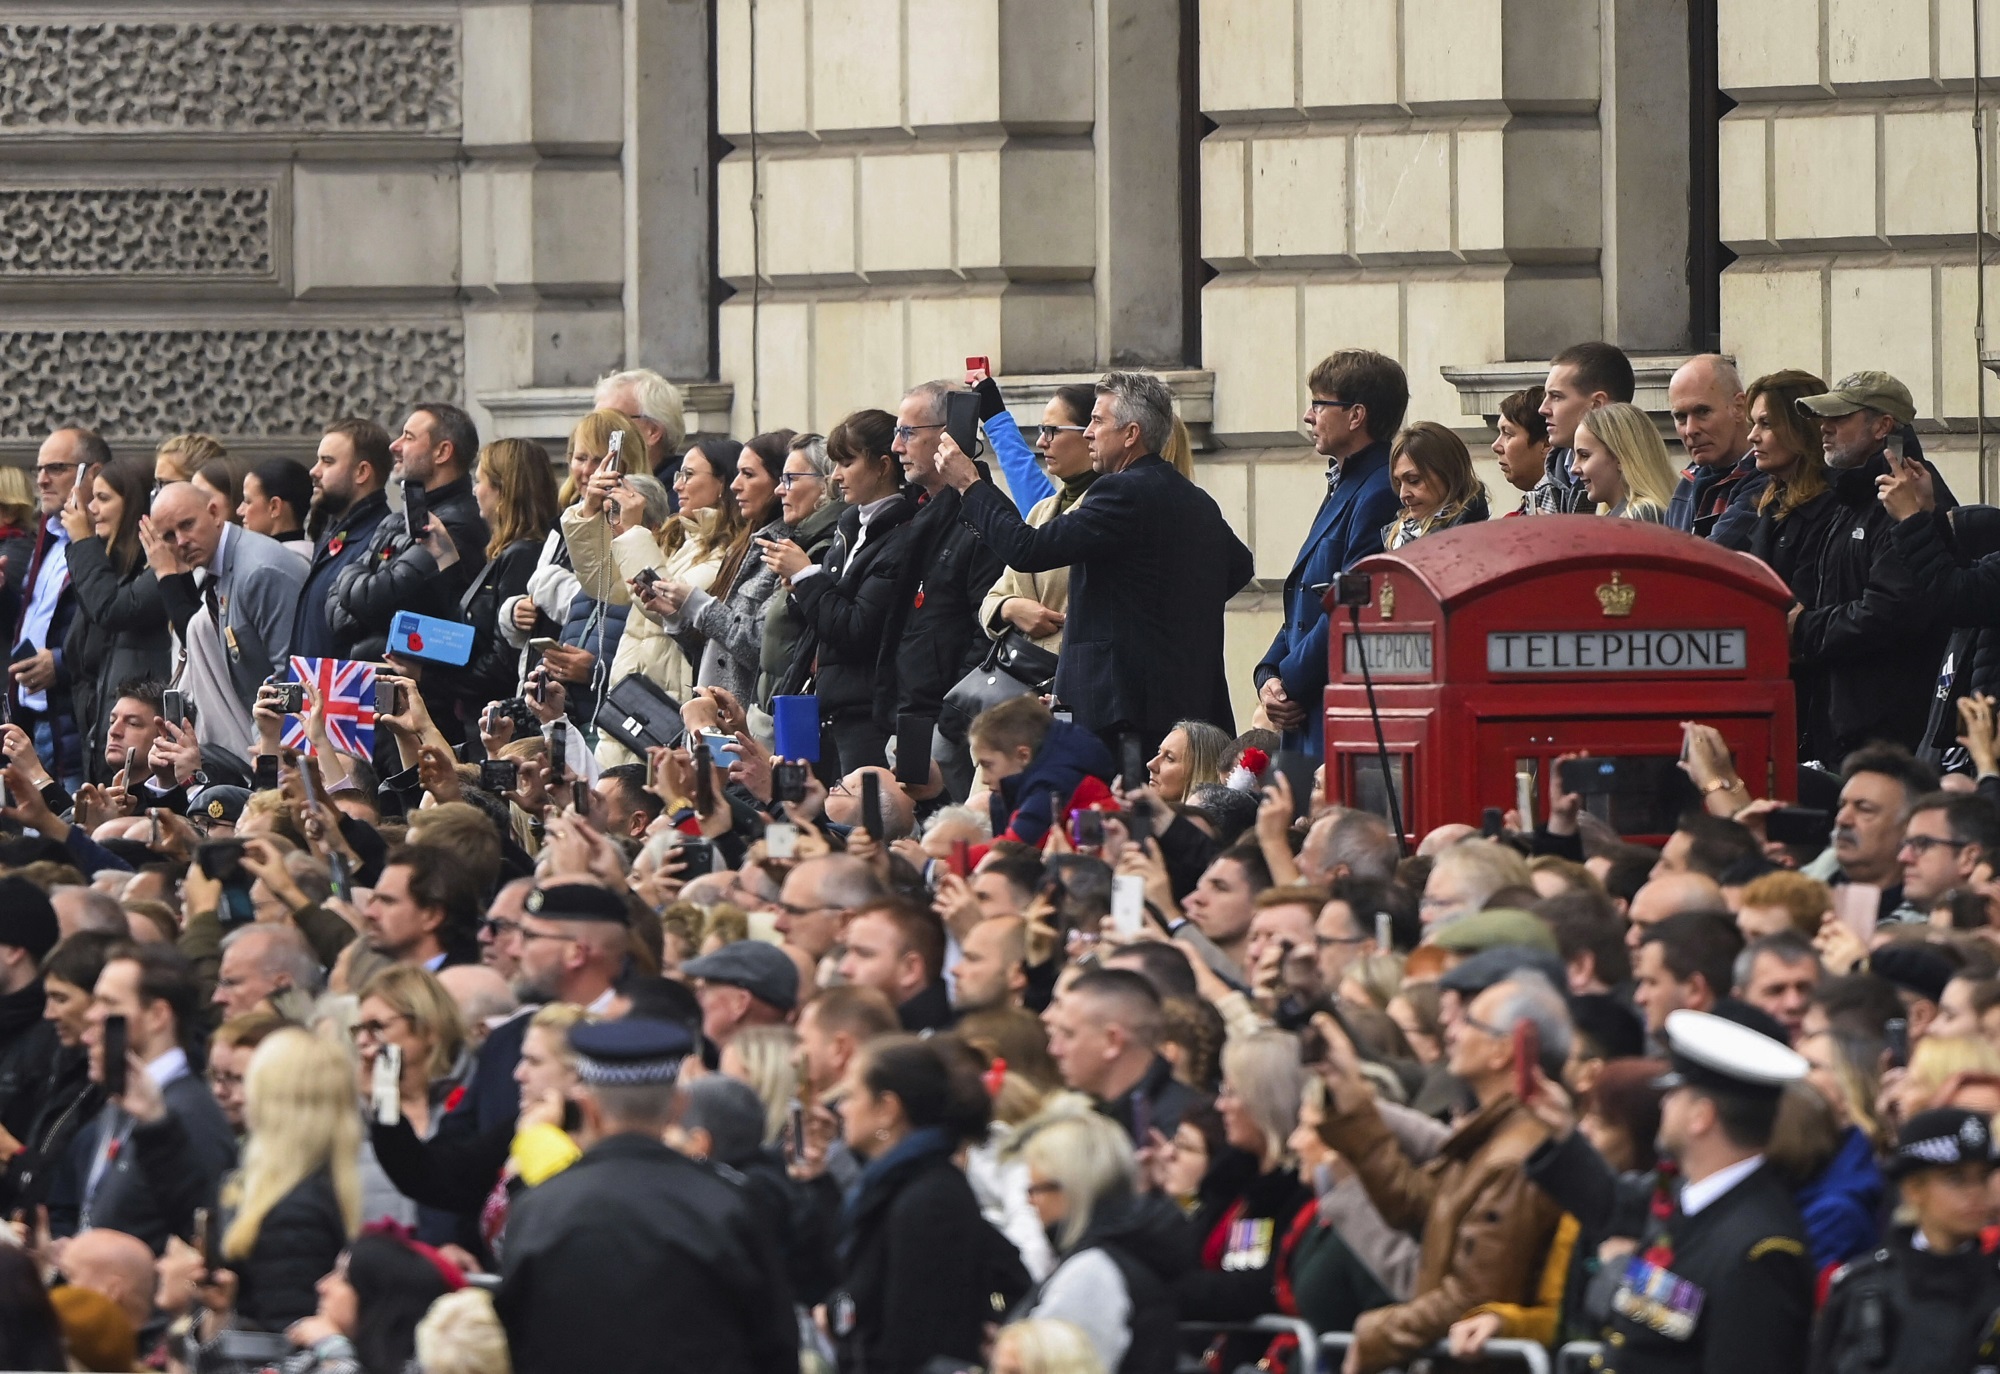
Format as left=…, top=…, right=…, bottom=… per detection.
left=1785, top=454, right=1951, bottom=764
left=231, top=1168, right=349, bottom=1331
left=327, top=475, right=489, bottom=658
left=1897, top=505, right=2000, bottom=765
left=62, top=540, right=170, bottom=784
left=784, top=492, right=921, bottom=725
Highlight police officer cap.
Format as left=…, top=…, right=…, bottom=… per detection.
left=569, top=1019, right=695, bottom=1087
left=1886, top=1107, right=1998, bottom=1180
left=681, top=940, right=799, bottom=1012
left=523, top=883, right=630, bottom=925
left=1653, top=1008, right=1808, bottom=1099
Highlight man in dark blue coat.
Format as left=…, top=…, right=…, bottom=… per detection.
left=1254, top=350, right=1408, bottom=758
left=292, top=417, right=393, bottom=659
left=938, top=371, right=1252, bottom=754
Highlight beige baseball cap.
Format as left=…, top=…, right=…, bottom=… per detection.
left=1796, top=370, right=1916, bottom=425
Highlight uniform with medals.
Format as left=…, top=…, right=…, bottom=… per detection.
left=1593, top=1010, right=1813, bottom=1374
left=1811, top=1108, right=2000, bottom=1374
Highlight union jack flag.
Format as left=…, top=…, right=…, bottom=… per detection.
left=278, top=657, right=377, bottom=758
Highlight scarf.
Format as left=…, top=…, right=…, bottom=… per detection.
left=841, top=1125, right=957, bottom=1230
left=1054, top=470, right=1098, bottom=516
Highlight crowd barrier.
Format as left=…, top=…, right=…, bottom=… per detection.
left=1319, top=1328, right=1554, bottom=1374
left=1556, top=1341, right=1605, bottom=1374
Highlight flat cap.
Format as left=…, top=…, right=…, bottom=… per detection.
left=682, top=939, right=799, bottom=1012
left=1796, top=370, right=1916, bottom=425
left=1427, top=907, right=1559, bottom=956
left=1870, top=943, right=1954, bottom=1004
left=569, top=1019, right=695, bottom=1087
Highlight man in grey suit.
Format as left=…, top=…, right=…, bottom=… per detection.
left=150, top=481, right=306, bottom=766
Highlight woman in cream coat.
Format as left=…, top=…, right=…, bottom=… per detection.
left=977, top=383, right=1100, bottom=655
left=563, top=438, right=740, bottom=764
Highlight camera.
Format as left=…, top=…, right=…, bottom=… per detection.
left=270, top=682, right=305, bottom=713
left=479, top=758, right=521, bottom=793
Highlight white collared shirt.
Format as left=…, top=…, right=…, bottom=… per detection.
left=1678, top=1153, right=1764, bottom=1218
left=146, top=1045, right=191, bottom=1089
left=16, top=514, right=69, bottom=712
left=587, top=987, right=617, bottom=1015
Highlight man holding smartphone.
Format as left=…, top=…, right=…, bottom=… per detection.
left=1787, top=371, right=1951, bottom=764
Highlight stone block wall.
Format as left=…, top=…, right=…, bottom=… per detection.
left=1717, top=0, right=1997, bottom=494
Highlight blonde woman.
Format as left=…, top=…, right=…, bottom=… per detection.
left=1382, top=421, right=1490, bottom=550
left=1574, top=402, right=1676, bottom=522
left=718, top=1023, right=798, bottom=1145
left=503, top=407, right=652, bottom=663
left=217, top=1028, right=363, bottom=1330
left=562, top=430, right=736, bottom=763
left=352, top=966, right=468, bottom=1139
left=154, top=432, right=228, bottom=486
left=415, top=1288, right=513, bottom=1374
left=992, top=1319, right=1106, bottom=1374
left=1009, top=1096, right=1180, bottom=1374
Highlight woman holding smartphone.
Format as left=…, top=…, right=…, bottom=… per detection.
left=63, top=454, right=170, bottom=783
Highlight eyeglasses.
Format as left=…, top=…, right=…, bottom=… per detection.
left=349, top=1014, right=409, bottom=1042
left=208, top=1069, right=244, bottom=1090
left=1459, top=1012, right=1507, bottom=1038
left=1036, top=425, right=1087, bottom=443
left=1900, top=835, right=1972, bottom=856
left=893, top=424, right=945, bottom=442
left=777, top=471, right=820, bottom=489
left=35, top=462, right=78, bottom=476
left=771, top=898, right=837, bottom=920
left=1315, top=931, right=1370, bottom=949
left=1307, top=399, right=1357, bottom=412
left=480, top=916, right=522, bottom=939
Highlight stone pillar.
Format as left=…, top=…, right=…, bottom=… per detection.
left=460, top=0, right=628, bottom=433
left=624, top=0, right=714, bottom=379
left=1599, top=0, right=1692, bottom=351
left=1094, top=0, right=1187, bottom=366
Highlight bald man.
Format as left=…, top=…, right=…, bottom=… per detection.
left=438, top=963, right=518, bottom=1049
left=149, top=480, right=306, bottom=759
left=1665, top=353, right=1759, bottom=547
left=1625, top=870, right=1727, bottom=947
left=823, top=766, right=917, bottom=841
left=62, top=1227, right=156, bottom=1332
left=949, top=916, right=1027, bottom=1012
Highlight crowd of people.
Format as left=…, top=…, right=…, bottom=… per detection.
left=0, top=336, right=1987, bottom=1374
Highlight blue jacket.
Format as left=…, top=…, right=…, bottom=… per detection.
left=988, top=719, right=1116, bottom=845
left=1254, top=443, right=1401, bottom=756
left=985, top=408, right=1055, bottom=516
left=1666, top=452, right=1766, bottom=551
left=1795, top=1124, right=1882, bottom=1273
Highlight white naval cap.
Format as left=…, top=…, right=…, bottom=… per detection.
left=1653, top=1008, right=1809, bottom=1098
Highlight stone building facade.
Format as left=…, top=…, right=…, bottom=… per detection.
left=2, top=0, right=1990, bottom=724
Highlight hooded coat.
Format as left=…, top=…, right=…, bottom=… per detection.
left=1020, top=1191, right=1198, bottom=1374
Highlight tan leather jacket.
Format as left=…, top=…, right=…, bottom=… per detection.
left=1319, top=1090, right=1564, bottom=1372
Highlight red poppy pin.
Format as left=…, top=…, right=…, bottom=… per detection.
left=327, top=534, right=345, bottom=557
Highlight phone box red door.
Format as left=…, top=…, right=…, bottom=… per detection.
left=1322, top=516, right=1796, bottom=847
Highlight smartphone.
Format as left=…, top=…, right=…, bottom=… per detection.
left=700, top=730, right=741, bottom=761
left=193, top=1205, right=215, bottom=1273
left=1513, top=1020, right=1541, bottom=1100
left=162, top=689, right=189, bottom=726
left=692, top=742, right=715, bottom=815
left=527, top=667, right=547, bottom=705
left=677, top=838, right=715, bottom=877
left=1124, top=797, right=1151, bottom=846
left=893, top=715, right=933, bottom=788
left=1481, top=806, right=1505, bottom=838
left=479, top=758, right=520, bottom=793
left=950, top=839, right=972, bottom=878
left=632, top=566, right=660, bottom=594
left=786, top=1100, right=808, bottom=1165
left=301, top=755, right=333, bottom=810
left=1884, top=1016, right=1910, bottom=1069
left=966, top=355, right=991, bottom=375
left=1764, top=806, right=1834, bottom=847
left=1514, top=770, right=1536, bottom=828
left=1375, top=910, right=1392, bottom=951
left=1119, top=735, right=1148, bottom=792
left=766, top=822, right=798, bottom=860
left=607, top=429, right=625, bottom=463
left=372, top=1042, right=402, bottom=1126
left=196, top=839, right=249, bottom=882
left=328, top=851, right=352, bottom=903
left=101, top=1014, right=127, bottom=1097
left=402, top=479, right=429, bottom=544
left=253, top=754, right=280, bottom=792
left=772, top=758, right=809, bottom=805
left=375, top=677, right=402, bottom=717
left=544, top=724, right=567, bottom=784
left=944, top=389, right=982, bottom=459
left=527, top=637, right=562, bottom=655
left=1110, top=873, right=1145, bottom=937
left=147, top=809, right=161, bottom=848
left=1832, top=883, right=1881, bottom=941
left=483, top=702, right=504, bottom=737
left=269, top=681, right=305, bottom=714
left=1070, top=808, right=1105, bottom=851
left=860, top=770, right=884, bottom=841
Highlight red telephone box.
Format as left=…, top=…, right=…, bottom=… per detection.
left=1321, top=516, right=1796, bottom=846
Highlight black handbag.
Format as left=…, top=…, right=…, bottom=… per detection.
left=595, top=672, right=687, bottom=755
left=943, top=631, right=1059, bottom=723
